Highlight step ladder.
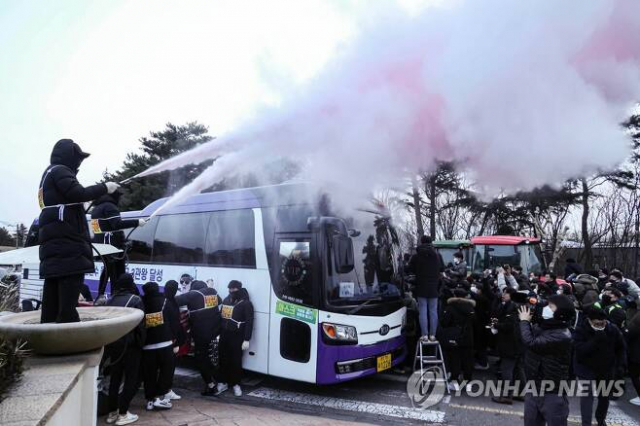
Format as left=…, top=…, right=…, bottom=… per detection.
left=413, top=339, right=450, bottom=394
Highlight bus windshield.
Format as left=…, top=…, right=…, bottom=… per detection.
left=325, top=231, right=402, bottom=306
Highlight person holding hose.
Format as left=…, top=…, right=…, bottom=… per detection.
left=91, top=190, right=147, bottom=302
left=38, top=138, right=120, bottom=323
left=216, top=280, right=254, bottom=397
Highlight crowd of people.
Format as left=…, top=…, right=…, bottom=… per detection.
left=406, top=235, right=640, bottom=426
left=99, top=273, right=254, bottom=426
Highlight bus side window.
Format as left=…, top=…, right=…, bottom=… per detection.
left=128, top=218, right=157, bottom=263
left=153, top=213, right=208, bottom=264
left=205, top=209, right=256, bottom=268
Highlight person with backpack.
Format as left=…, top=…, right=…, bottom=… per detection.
left=408, top=235, right=444, bottom=341
left=104, top=274, right=145, bottom=425
left=439, top=288, right=475, bottom=392
left=216, top=280, right=254, bottom=397
left=141, top=282, right=178, bottom=411
left=175, top=280, right=222, bottom=396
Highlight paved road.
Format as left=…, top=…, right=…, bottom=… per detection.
left=172, top=359, right=640, bottom=426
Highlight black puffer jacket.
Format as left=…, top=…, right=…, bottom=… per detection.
left=175, top=281, right=222, bottom=349
left=164, top=280, right=187, bottom=347
left=493, top=300, right=522, bottom=358
left=38, top=139, right=107, bottom=278
left=626, top=310, right=640, bottom=364
left=106, top=277, right=145, bottom=352
left=90, top=192, right=138, bottom=249
left=408, top=243, right=444, bottom=298
left=142, top=282, right=175, bottom=347
left=439, top=297, right=475, bottom=347
left=220, top=288, right=254, bottom=341
left=573, top=321, right=625, bottom=380
left=520, top=319, right=573, bottom=391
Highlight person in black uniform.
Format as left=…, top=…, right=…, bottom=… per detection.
left=175, top=280, right=222, bottom=396
left=216, top=280, right=254, bottom=397
left=104, top=273, right=145, bottom=425
left=141, top=282, right=178, bottom=411
left=163, top=280, right=187, bottom=402
left=91, top=191, right=146, bottom=301
left=38, top=139, right=120, bottom=323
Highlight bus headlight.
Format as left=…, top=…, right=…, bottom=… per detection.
left=321, top=322, right=358, bottom=344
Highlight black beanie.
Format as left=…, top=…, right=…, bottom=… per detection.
left=228, top=280, right=242, bottom=290
left=548, top=294, right=575, bottom=322
left=114, top=273, right=134, bottom=292
left=584, top=305, right=607, bottom=321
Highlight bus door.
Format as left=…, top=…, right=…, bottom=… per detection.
left=268, top=235, right=319, bottom=383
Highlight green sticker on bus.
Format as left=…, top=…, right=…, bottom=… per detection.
left=276, top=300, right=317, bottom=324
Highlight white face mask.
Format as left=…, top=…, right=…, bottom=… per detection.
left=470, top=286, right=478, bottom=294
left=556, top=289, right=563, bottom=295
left=542, top=306, right=554, bottom=320
left=589, top=320, right=606, bottom=332
left=454, top=258, right=461, bottom=265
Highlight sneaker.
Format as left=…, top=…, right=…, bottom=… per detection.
left=201, top=382, right=217, bottom=396
left=429, top=335, right=437, bottom=342
left=145, top=401, right=154, bottom=411
left=106, top=411, right=119, bottom=424
left=152, top=398, right=172, bottom=410
left=115, top=412, right=139, bottom=426
left=447, top=382, right=460, bottom=392
left=630, top=397, right=640, bottom=406
left=419, top=335, right=430, bottom=342
left=165, top=389, right=181, bottom=400
left=233, top=385, right=242, bottom=397
left=215, top=382, right=229, bottom=396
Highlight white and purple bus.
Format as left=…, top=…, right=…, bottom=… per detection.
left=83, top=183, right=406, bottom=384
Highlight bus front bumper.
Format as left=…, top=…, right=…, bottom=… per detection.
left=316, top=334, right=406, bottom=384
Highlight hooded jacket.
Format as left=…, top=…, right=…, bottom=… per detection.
left=174, top=280, right=222, bottom=349
left=408, top=243, right=444, bottom=298
left=438, top=297, right=475, bottom=347
left=38, top=139, right=108, bottom=278
left=164, top=280, right=187, bottom=347
left=106, top=274, right=145, bottom=352
left=90, top=192, right=138, bottom=249
left=220, top=288, right=254, bottom=341
left=573, top=320, right=626, bottom=380
left=142, top=282, right=175, bottom=349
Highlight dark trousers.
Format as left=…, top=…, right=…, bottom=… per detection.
left=142, top=346, right=175, bottom=400
left=219, top=331, right=244, bottom=387
left=501, top=356, right=526, bottom=393
left=41, top=274, right=83, bottom=323
left=194, top=343, right=215, bottom=386
left=580, top=389, right=609, bottom=426
left=99, top=257, right=125, bottom=297
left=524, top=394, right=569, bottom=426
left=446, top=346, right=473, bottom=383
left=108, top=348, right=141, bottom=415
left=630, top=362, right=640, bottom=397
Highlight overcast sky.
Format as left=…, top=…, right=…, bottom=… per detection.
left=1, top=0, right=437, bottom=227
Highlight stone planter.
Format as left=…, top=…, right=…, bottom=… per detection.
left=0, top=307, right=143, bottom=355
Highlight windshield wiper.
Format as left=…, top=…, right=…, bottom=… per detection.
left=347, top=297, right=383, bottom=315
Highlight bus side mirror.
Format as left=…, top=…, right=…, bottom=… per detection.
left=333, top=235, right=354, bottom=274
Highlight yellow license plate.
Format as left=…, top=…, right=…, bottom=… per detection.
left=376, top=353, right=392, bottom=372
